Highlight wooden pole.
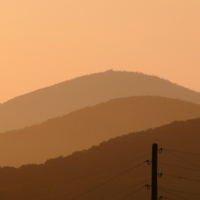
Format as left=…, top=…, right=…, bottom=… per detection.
left=151, top=143, right=158, bottom=200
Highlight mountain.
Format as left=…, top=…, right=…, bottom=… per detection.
left=1, top=96, right=200, bottom=167
left=1, top=70, right=200, bottom=133
left=0, top=118, right=200, bottom=200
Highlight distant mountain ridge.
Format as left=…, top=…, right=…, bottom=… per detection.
left=1, top=118, right=200, bottom=199
left=1, top=96, right=200, bottom=167
left=0, top=70, right=200, bottom=133
left=1, top=70, right=200, bottom=133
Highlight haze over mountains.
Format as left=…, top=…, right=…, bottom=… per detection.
left=1, top=70, right=200, bottom=133
left=1, top=96, right=200, bottom=167
left=1, top=118, right=200, bottom=200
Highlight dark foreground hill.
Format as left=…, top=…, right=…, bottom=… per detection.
left=1, top=96, right=200, bottom=167
left=1, top=70, right=200, bottom=133
left=0, top=118, right=200, bottom=200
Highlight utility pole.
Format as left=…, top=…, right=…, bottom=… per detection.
left=151, top=143, right=158, bottom=200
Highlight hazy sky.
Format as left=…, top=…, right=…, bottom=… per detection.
left=1, top=0, right=200, bottom=103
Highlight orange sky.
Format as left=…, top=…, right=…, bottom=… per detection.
left=0, top=0, right=200, bottom=103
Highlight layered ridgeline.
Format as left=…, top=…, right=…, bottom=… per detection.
left=1, top=70, right=200, bottom=133
left=1, top=96, right=200, bottom=167
left=0, top=118, right=200, bottom=200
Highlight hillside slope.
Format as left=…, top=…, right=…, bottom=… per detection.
left=0, top=118, right=200, bottom=200
left=1, top=96, right=200, bottom=167
left=1, top=70, right=200, bottom=133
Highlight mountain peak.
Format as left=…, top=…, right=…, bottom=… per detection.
left=0, top=71, right=200, bottom=133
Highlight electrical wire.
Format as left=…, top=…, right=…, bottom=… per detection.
left=161, top=196, right=175, bottom=200
left=162, top=173, right=200, bottom=183
left=31, top=160, right=149, bottom=200
left=120, top=185, right=146, bottom=200
left=29, top=158, right=150, bottom=200
left=99, top=178, right=150, bottom=199
left=158, top=162, right=200, bottom=172
left=158, top=189, right=189, bottom=200
left=164, top=150, right=200, bottom=169
left=70, top=161, right=147, bottom=200
left=26, top=153, right=151, bottom=191
left=31, top=174, right=119, bottom=200
left=31, top=161, right=147, bottom=200
left=163, top=148, right=200, bottom=156
left=159, top=187, right=200, bottom=196
left=4, top=153, right=151, bottom=197
left=0, top=150, right=149, bottom=200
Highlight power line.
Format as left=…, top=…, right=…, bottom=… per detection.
left=159, top=187, right=200, bottom=196
left=161, top=196, right=176, bottom=200
left=47, top=153, right=150, bottom=186
left=120, top=185, right=146, bottom=200
left=31, top=174, right=117, bottom=200
left=158, top=189, right=189, bottom=200
left=44, top=153, right=150, bottom=186
left=162, top=173, right=200, bottom=183
left=158, top=162, right=200, bottom=172
left=10, top=144, right=200, bottom=200
left=7, top=153, right=151, bottom=196
left=99, top=178, right=150, bottom=199
left=31, top=161, right=148, bottom=200
left=30, top=159, right=150, bottom=200
left=71, top=160, right=147, bottom=200
left=163, top=148, right=200, bottom=156
left=164, top=150, right=200, bottom=169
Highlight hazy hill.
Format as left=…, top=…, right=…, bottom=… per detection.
left=0, top=118, right=200, bottom=200
left=1, top=70, right=200, bottom=133
left=1, top=96, right=200, bottom=167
